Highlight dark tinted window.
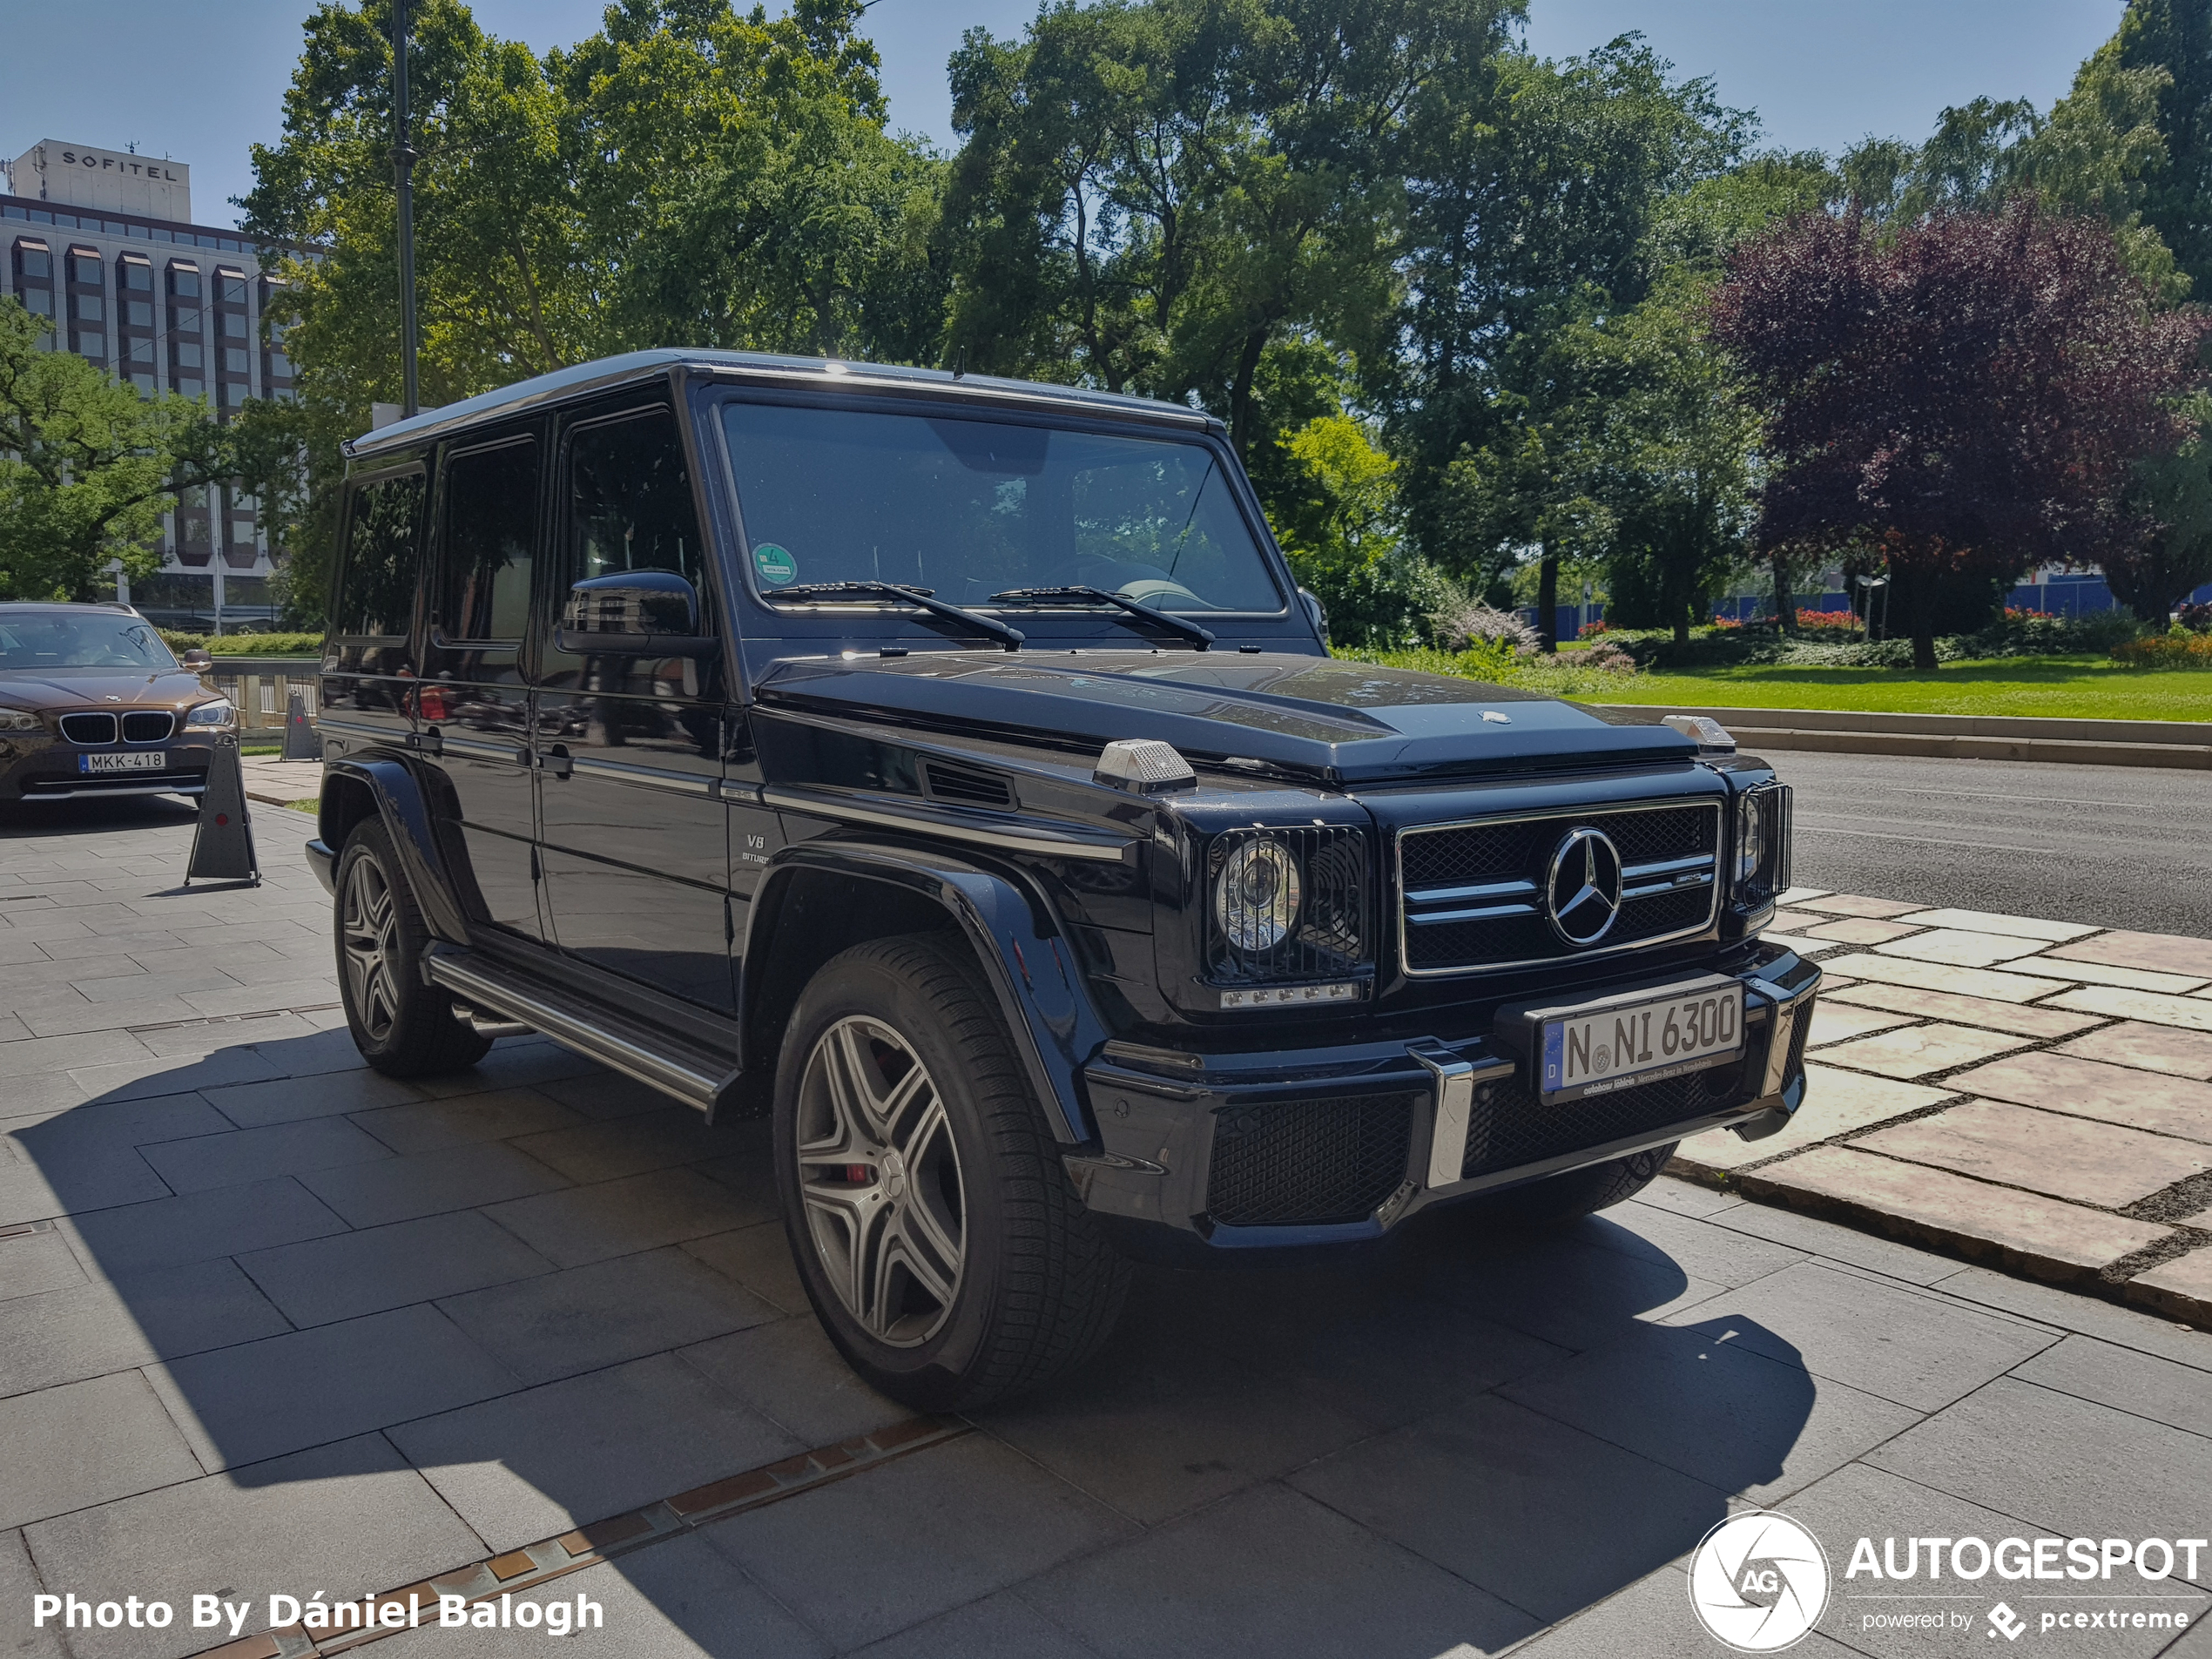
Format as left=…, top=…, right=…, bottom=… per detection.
left=438, top=439, right=538, bottom=641
left=543, top=408, right=711, bottom=693
left=336, top=470, right=427, bottom=638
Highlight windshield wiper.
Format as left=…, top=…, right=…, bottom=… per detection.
left=989, top=585, right=1215, bottom=650
left=768, top=582, right=1024, bottom=652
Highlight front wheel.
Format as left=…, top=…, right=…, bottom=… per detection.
left=773, top=934, right=1129, bottom=1410
left=1466, top=1143, right=1676, bottom=1228
left=333, top=818, right=492, bottom=1078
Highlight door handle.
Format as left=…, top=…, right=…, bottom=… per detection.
left=412, top=727, right=444, bottom=758
left=539, top=745, right=573, bottom=779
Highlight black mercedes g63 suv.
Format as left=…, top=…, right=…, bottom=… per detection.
left=306, top=349, right=1817, bottom=1410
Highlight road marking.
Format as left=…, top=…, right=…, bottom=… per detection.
left=185, top=1416, right=969, bottom=1659
left=1868, top=786, right=2163, bottom=810
left=1796, top=824, right=2060, bottom=855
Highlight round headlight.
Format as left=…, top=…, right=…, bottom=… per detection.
left=1215, top=838, right=1302, bottom=953
left=1736, top=793, right=1764, bottom=882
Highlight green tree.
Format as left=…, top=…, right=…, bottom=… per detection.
left=0, top=299, right=232, bottom=602
left=1271, top=412, right=1446, bottom=645
left=2107, top=404, right=2212, bottom=622
left=2103, top=0, right=2212, bottom=296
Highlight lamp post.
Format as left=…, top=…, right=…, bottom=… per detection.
left=1855, top=574, right=1889, bottom=643
left=392, top=0, right=419, bottom=418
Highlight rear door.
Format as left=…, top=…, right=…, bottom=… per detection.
left=533, top=400, right=735, bottom=1011
left=320, top=463, right=428, bottom=760
left=421, top=426, right=546, bottom=939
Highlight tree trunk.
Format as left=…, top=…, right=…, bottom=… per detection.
left=1772, top=555, right=1796, bottom=634
left=1911, top=609, right=1939, bottom=670
left=1536, top=547, right=1560, bottom=654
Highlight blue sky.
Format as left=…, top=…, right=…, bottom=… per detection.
left=0, top=0, right=2126, bottom=230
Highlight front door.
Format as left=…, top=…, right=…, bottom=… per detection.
left=422, top=428, right=544, bottom=938
left=534, top=402, right=734, bottom=1012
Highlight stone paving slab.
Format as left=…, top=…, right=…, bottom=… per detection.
left=1948, top=1049, right=2212, bottom=1142
left=1854, top=1098, right=2212, bottom=1209
left=2047, top=927, right=2212, bottom=980
left=1821, top=975, right=2105, bottom=1038
left=1810, top=1019, right=2030, bottom=1079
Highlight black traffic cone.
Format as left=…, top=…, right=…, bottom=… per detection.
left=187, top=734, right=260, bottom=886
left=281, top=687, right=318, bottom=760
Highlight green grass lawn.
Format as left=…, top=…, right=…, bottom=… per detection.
left=1349, top=648, right=2212, bottom=722
left=1588, top=658, right=2212, bottom=722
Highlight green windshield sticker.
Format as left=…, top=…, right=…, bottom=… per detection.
left=752, top=543, right=797, bottom=586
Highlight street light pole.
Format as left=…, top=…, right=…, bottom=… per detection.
left=392, top=0, right=419, bottom=418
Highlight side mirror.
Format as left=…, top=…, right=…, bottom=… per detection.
left=180, top=649, right=213, bottom=671
left=1298, top=587, right=1331, bottom=646
left=555, top=570, right=717, bottom=658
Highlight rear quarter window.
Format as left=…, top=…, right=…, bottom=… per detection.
left=334, top=469, right=428, bottom=640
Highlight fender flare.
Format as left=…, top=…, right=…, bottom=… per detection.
left=742, top=840, right=1110, bottom=1144
left=320, top=753, right=473, bottom=944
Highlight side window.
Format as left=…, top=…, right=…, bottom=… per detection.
left=543, top=408, right=713, bottom=695
left=566, top=408, right=706, bottom=588
left=334, top=470, right=428, bottom=639
left=437, top=438, right=538, bottom=643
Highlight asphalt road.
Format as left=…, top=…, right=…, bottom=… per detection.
left=1770, top=748, right=2212, bottom=934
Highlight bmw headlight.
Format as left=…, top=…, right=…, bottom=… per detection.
left=184, top=699, right=235, bottom=728
left=0, top=707, right=40, bottom=732
left=1214, top=837, right=1302, bottom=953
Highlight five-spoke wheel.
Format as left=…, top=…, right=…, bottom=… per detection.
left=340, top=849, right=401, bottom=1044
left=773, top=933, right=1129, bottom=1409
left=793, top=1016, right=967, bottom=1347
left=331, top=818, right=490, bottom=1077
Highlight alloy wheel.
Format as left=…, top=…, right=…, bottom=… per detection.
left=340, top=853, right=401, bottom=1043
left=793, top=1015, right=968, bottom=1347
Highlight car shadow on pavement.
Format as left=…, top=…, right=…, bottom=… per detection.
left=10, top=1025, right=1823, bottom=1659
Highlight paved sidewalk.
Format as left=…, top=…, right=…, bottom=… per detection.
left=236, top=759, right=322, bottom=812
left=1674, top=889, right=2212, bottom=1325
left=3, top=802, right=2210, bottom=1659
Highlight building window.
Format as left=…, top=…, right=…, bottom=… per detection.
left=223, top=347, right=250, bottom=375
left=125, top=339, right=154, bottom=367
left=131, top=374, right=155, bottom=395
left=167, top=265, right=200, bottom=299
left=219, top=273, right=247, bottom=306
left=125, top=300, right=153, bottom=327
left=173, top=340, right=202, bottom=370
left=13, top=239, right=52, bottom=280
left=74, top=332, right=105, bottom=361
left=219, top=312, right=247, bottom=340
left=175, top=375, right=205, bottom=399
left=219, top=381, right=247, bottom=408
left=118, top=260, right=152, bottom=293
left=68, top=251, right=102, bottom=286
left=266, top=350, right=293, bottom=377
left=23, top=290, right=53, bottom=319
left=71, top=293, right=103, bottom=323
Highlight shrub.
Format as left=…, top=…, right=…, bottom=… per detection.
left=1962, top=608, right=2141, bottom=658
left=1431, top=599, right=1540, bottom=656
left=1578, top=618, right=1612, bottom=637
left=2114, top=633, right=2212, bottom=668
left=158, top=630, right=325, bottom=657
left=1580, top=640, right=1639, bottom=672
left=2177, top=602, right=2212, bottom=633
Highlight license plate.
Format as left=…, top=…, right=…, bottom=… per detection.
left=1540, top=981, right=1743, bottom=1102
left=79, top=750, right=167, bottom=774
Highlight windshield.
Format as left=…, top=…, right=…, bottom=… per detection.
left=0, top=613, right=178, bottom=671
left=719, top=401, right=1285, bottom=614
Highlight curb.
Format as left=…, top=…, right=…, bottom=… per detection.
left=1591, top=704, right=2212, bottom=770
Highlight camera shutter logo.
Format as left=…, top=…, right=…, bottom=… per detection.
left=1687, top=1510, right=1831, bottom=1652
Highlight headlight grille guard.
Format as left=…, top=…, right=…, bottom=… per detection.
left=1202, top=825, right=1372, bottom=988
left=1736, top=780, right=1793, bottom=910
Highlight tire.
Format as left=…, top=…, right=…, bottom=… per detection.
left=333, top=817, right=493, bottom=1078
left=772, top=933, right=1130, bottom=1411
left=1466, top=1143, right=1676, bottom=1228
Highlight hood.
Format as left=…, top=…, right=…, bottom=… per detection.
left=0, top=668, right=213, bottom=712
left=756, top=651, right=1694, bottom=784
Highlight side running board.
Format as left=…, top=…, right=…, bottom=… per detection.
left=424, top=950, right=741, bottom=1116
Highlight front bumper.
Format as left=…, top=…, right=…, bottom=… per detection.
left=1067, top=943, right=1819, bottom=1253
left=0, top=736, right=215, bottom=801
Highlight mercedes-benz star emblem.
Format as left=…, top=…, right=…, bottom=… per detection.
left=1545, top=826, right=1624, bottom=946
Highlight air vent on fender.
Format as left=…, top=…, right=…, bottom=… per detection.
left=920, top=759, right=1017, bottom=811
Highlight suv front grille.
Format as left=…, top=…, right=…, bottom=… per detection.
left=122, top=711, right=174, bottom=743
left=1398, top=801, right=1720, bottom=975
left=1461, top=1062, right=1746, bottom=1180
left=59, top=713, right=118, bottom=745
left=1204, top=1092, right=1414, bottom=1227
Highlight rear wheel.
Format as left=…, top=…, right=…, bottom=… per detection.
left=334, top=818, right=492, bottom=1078
left=773, top=934, right=1129, bottom=1410
left=1468, top=1143, right=1676, bottom=1227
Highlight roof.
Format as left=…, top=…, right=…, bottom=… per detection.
left=345, top=349, right=1217, bottom=462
